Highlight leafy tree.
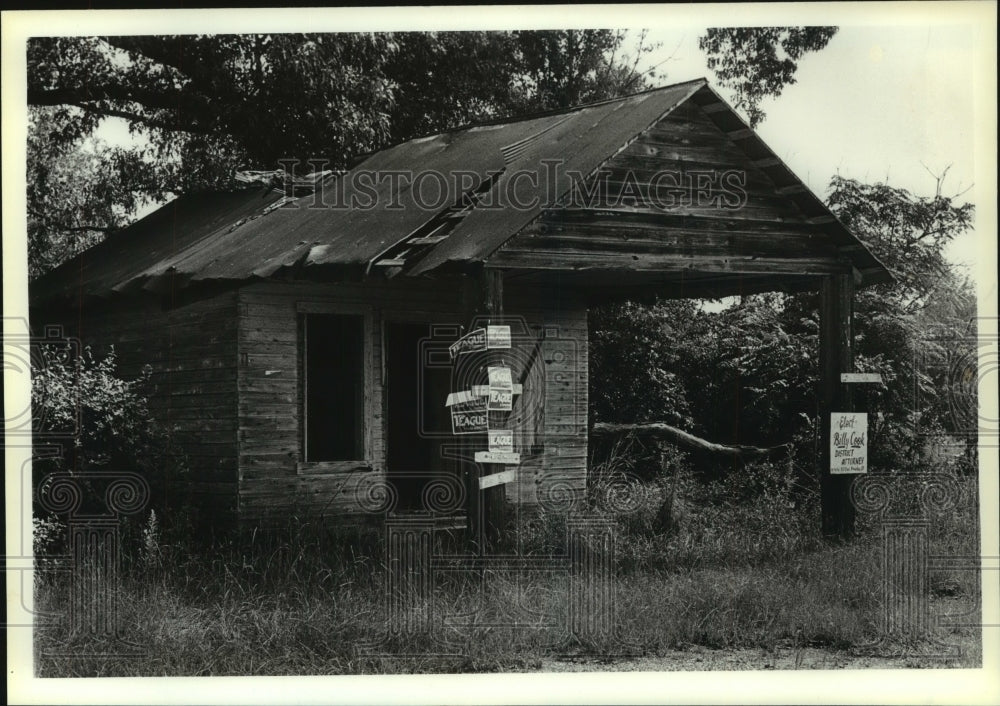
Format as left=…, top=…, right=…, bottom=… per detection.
left=27, top=34, right=399, bottom=184
left=826, top=173, right=975, bottom=313
left=824, top=175, right=977, bottom=466
left=590, top=299, right=700, bottom=429
left=381, top=30, right=661, bottom=140
left=512, top=29, right=662, bottom=110
left=27, top=107, right=162, bottom=278
left=682, top=293, right=817, bottom=447
left=26, top=32, right=661, bottom=184
left=700, top=26, right=838, bottom=127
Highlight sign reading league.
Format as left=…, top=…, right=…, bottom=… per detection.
left=488, top=429, right=514, bottom=452
left=487, top=366, right=514, bottom=411
left=447, top=391, right=488, bottom=435
left=449, top=328, right=487, bottom=359
left=446, top=327, right=520, bottom=490
left=830, top=412, right=868, bottom=474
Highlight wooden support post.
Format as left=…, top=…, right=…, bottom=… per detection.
left=480, top=269, right=507, bottom=551
left=481, top=268, right=504, bottom=321
left=462, top=268, right=507, bottom=552
left=819, top=273, right=856, bottom=540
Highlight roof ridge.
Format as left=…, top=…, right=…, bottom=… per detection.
left=443, top=76, right=709, bottom=133
left=350, top=77, right=709, bottom=166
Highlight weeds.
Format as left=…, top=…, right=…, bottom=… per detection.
left=34, top=459, right=981, bottom=676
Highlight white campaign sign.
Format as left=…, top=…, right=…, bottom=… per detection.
left=841, top=373, right=883, bottom=384
left=487, top=366, right=514, bottom=411
left=488, top=366, right=513, bottom=388
left=830, top=412, right=868, bottom=474
left=486, top=325, right=511, bottom=349
left=449, top=393, right=488, bottom=434
left=451, top=409, right=488, bottom=434
left=479, top=469, right=517, bottom=490
left=488, top=429, right=513, bottom=451
left=449, top=328, right=487, bottom=358
left=474, top=450, right=520, bottom=465
left=489, top=389, right=513, bottom=410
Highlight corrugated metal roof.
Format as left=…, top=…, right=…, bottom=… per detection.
left=32, top=188, right=288, bottom=303
left=30, top=77, right=891, bottom=305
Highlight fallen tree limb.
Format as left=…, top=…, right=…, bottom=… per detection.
left=591, top=422, right=790, bottom=461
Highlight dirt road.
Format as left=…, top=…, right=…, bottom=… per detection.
left=534, top=643, right=979, bottom=672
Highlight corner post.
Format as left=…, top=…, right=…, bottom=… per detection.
left=819, top=273, right=856, bottom=540
left=480, top=269, right=507, bottom=551
left=462, top=268, right=507, bottom=552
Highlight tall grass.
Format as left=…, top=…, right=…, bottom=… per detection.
left=34, top=463, right=981, bottom=676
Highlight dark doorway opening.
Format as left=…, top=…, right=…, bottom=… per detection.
left=385, top=322, right=453, bottom=511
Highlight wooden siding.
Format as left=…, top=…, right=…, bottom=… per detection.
left=32, top=291, right=239, bottom=522
left=236, top=279, right=587, bottom=526
left=491, top=98, right=853, bottom=286
left=511, top=309, right=588, bottom=508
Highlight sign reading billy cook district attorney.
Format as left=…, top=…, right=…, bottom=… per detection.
left=830, top=412, right=867, bottom=474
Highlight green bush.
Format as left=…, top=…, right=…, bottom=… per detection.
left=31, top=343, right=191, bottom=557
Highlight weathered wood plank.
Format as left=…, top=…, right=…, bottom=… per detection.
left=507, top=233, right=837, bottom=259
left=491, top=249, right=851, bottom=276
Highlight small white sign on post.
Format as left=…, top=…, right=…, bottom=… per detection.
left=474, top=450, right=520, bottom=465
left=479, top=468, right=517, bottom=490
left=487, top=366, right=514, bottom=411
left=830, top=412, right=868, bottom=474
left=449, top=328, right=487, bottom=359
left=486, top=325, right=511, bottom=349
left=841, top=373, right=883, bottom=384
left=488, top=429, right=514, bottom=452
left=449, top=394, right=488, bottom=435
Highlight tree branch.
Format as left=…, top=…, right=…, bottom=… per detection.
left=591, top=422, right=790, bottom=460
left=28, top=83, right=215, bottom=125
left=101, top=36, right=193, bottom=80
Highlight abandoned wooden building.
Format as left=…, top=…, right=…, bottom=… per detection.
left=30, top=78, right=892, bottom=536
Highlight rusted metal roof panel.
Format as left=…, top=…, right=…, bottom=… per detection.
left=30, top=77, right=892, bottom=305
